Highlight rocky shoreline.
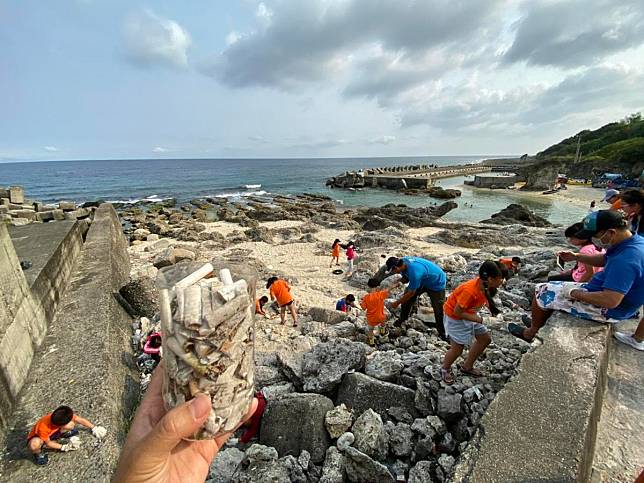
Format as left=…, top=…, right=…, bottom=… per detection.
left=115, top=192, right=568, bottom=483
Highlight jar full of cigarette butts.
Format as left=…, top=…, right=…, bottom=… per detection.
left=156, top=261, right=256, bottom=440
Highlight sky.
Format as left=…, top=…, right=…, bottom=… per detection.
left=1, top=0, right=643, bottom=161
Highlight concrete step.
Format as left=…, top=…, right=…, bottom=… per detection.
left=591, top=319, right=644, bottom=482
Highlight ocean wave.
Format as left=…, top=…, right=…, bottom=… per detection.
left=214, top=190, right=268, bottom=199
left=107, top=195, right=174, bottom=204
left=241, top=184, right=262, bottom=189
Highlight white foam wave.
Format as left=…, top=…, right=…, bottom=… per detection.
left=242, top=184, right=262, bottom=189
left=107, top=195, right=173, bottom=204
left=214, top=190, right=268, bottom=199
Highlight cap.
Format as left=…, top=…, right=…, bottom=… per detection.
left=385, top=257, right=401, bottom=272
left=602, top=189, right=619, bottom=202
left=575, top=210, right=627, bottom=238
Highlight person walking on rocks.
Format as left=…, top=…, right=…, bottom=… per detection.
left=344, top=241, right=357, bottom=277
left=386, top=256, right=447, bottom=339
left=440, top=261, right=504, bottom=384
left=361, top=278, right=395, bottom=345
left=329, top=239, right=342, bottom=268
left=509, top=210, right=644, bottom=343
left=266, top=276, right=298, bottom=327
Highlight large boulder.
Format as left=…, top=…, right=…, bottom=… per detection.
left=152, top=247, right=196, bottom=268
left=344, top=447, right=394, bottom=483
left=308, top=307, right=347, bottom=325
left=301, top=339, right=366, bottom=394
left=364, top=350, right=403, bottom=382
left=119, top=276, right=158, bottom=318
left=260, top=393, right=334, bottom=463
left=480, top=203, right=552, bottom=227
left=351, top=409, right=388, bottom=460
left=336, top=372, right=418, bottom=419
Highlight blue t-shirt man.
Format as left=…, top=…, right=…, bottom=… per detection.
left=583, top=234, right=644, bottom=319
left=399, top=257, right=446, bottom=292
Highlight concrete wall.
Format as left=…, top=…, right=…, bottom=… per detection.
left=453, top=312, right=611, bottom=482
left=0, top=224, right=48, bottom=428
left=470, top=175, right=519, bottom=188
left=0, top=203, right=137, bottom=481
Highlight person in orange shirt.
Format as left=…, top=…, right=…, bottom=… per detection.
left=255, top=296, right=270, bottom=318
left=498, top=256, right=521, bottom=276
left=267, top=276, right=297, bottom=327
left=603, top=189, right=622, bottom=211
left=329, top=239, right=342, bottom=268
left=440, top=261, right=505, bottom=385
left=27, top=405, right=107, bottom=465
left=360, top=278, right=397, bottom=345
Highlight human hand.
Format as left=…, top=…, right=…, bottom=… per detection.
left=557, top=251, right=578, bottom=263
left=561, top=285, right=579, bottom=299
left=114, top=365, right=258, bottom=483
left=91, top=426, right=107, bottom=439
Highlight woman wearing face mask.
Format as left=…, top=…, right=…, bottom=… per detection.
left=619, top=188, right=644, bottom=235
left=548, top=223, right=604, bottom=282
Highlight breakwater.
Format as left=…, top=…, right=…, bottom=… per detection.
left=326, top=164, right=491, bottom=190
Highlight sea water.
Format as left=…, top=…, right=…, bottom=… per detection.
left=0, top=156, right=589, bottom=225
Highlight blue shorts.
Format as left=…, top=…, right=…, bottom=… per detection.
left=444, top=314, right=488, bottom=345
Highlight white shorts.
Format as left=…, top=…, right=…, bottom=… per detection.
left=534, top=282, right=621, bottom=323
left=347, top=259, right=354, bottom=272
left=444, top=314, right=488, bottom=345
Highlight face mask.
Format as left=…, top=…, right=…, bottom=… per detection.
left=592, top=231, right=612, bottom=249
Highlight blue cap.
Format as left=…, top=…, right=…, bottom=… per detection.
left=575, top=210, right=626, bottom=238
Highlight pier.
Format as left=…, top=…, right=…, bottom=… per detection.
left=326, top=163, right=492, bottom=190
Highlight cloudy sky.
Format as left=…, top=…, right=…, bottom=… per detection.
left=1, top=0, right=643, bottom=161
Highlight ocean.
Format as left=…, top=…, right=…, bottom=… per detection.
left=0, top=156, right=590, bottom=225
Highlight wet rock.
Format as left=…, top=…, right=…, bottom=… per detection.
left=207, top=447, right=244, bottom=483
left=427, top=186, right=461, bottom=199
left=260, top=393, right=334, bottom=463
left=437, top=391, right=464, bottom=423
left=319, top=447, right=345, bottom=483
left=386, top=422, right=413, bottom=457
left=119, top=276, right=159, bottom=318
left=302, top=339, right=366, bottom=394
left=408, top=460, right=433, bottom=483
left=336, top=372, right=418, bottom=419
left=364, top=350, right=403, bottom=382
left=344, top=446, right=395, bottom=483
left=325, top=404, right=354, bottom=439
left=351, top=409, right=388, bottom=460
left=337, top=432, right=355, bottom=451
left=480, top=203, right=552, bottom=227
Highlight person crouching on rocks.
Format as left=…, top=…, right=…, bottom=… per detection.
left=255, top=295, right=270, bottom=319
left=498, top=256, right=521, bottom=277
left=336, top=294, right=357, bottom=313
left=266, top=277, right=298, bottom=327
left=361, top=278, right=396, bottom=345
left=440, top=261, right=504, bottom=385
left=28, top=406, right=107, bottom=466
left=330, top=239, right=342, bottom=268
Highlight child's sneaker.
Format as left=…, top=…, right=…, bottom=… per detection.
left=33, top=453, right=48, bottom=466
left=366, top=334, right=375, bottom=346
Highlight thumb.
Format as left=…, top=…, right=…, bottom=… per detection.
left=144, top=394, right=212, bottom=455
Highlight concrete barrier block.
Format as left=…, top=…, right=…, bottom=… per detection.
left=8, top=187, right=24, bottom=204
left=58, top=201, right=76, bottom=211
left=0, top=321, right=34, bottom=399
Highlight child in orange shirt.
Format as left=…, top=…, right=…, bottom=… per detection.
left=330, top=239, right=341, bottom=268
left=360, top=278, right=395, bottom=345
left=267, top=276, right=298, bottom=327
left=440, top=261, right=504, bottom=384
left=255, top=295, right=270, bottom=318
left=27, top=405, right=107, bottom=465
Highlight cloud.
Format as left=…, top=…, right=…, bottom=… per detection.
left=369, top=135, right=396, bottom=145
left=124, top=10, right=191, bottom=68
left=201, top=0, right=506, bottom=89
left=44, top=146, right=58, bottom=152
left=152, top=146, right=168, bottom=153
left=504, top=0, right=644, bottom=67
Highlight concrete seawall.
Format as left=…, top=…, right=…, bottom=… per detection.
left=0, top=204, right=137, bottom=482
left=453, top=312, right=611, bottom=482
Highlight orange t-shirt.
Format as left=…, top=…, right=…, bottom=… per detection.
left=499, top=258, right=514, bottom=270
left=444, top=277, right=488, bottom=319
left=332, top=244, right=341, bottom=257
left=28, top=413, right=78, bottom=441
left=360, top=289, right=389, bottom=326
left=611, top=198, right=622, bottom=211
left=270, top=280, right=293, bottom=306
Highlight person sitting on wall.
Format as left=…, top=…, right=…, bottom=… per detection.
left=547, top=223, right=604, bottom=283
left=509, top=210, right=644, bottom=342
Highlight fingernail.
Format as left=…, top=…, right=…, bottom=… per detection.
left=189, top=394, right=211, bottom=421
